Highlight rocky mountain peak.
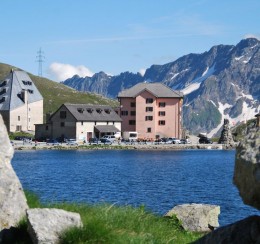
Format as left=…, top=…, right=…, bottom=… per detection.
left=62, top=39, right=260, bottom=136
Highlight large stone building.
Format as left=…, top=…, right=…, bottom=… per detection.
left=0, top=70, right=43, bottom=132
left=117, top=82, right=183, bottom=139
left=35, top=103, right=122, bottom=141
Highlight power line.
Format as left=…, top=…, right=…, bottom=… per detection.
left=36, top=48, right=45, bottom=77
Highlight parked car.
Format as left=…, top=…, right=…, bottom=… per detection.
left=100, top=138, right=113, bottom=144
left=166, top=138, right=181, bottom=144
left=180, top=139, right=191, bottom=144
left=46, top=139, right=60, bottom=146
left=66, top=139, right=78, bottom=146
left=89, top=137, right=99, bottom=145
left=100, top=135, right=116, bottom=143
left=199, top=137, right=212, bottom=144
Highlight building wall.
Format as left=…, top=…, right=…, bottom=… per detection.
left=119, top=91, right=182, bottom=139
left=9, top=99, right=43, bottom=132
left=120, top=97, right=136, bottom=132
left=76, top=121, right=121, bottom=141
left=50, top=105, right=77, bottom=140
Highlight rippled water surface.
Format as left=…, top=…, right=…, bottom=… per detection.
left=12, top=149, right=258, bottom=226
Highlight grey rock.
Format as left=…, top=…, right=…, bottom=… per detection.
left=218, top=119, right=235, bottom=147
left=0, top=115, right=28, bottom=230
left=165, top=203, right=220, bottom=232
left=194, top=215, right=260, bottom=244
left=233, top=127, right=260, bottom=210
left=27, top=208, right=83, bottom=244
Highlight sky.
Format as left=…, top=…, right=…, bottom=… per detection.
left=0, top=0, right=259, bottom=82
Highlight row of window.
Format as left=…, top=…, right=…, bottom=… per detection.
left=129, top=101, right=166, bottom=107
left=128, top=120, right=166, bottom=125
left=121, top=110, right=166, bottom=116
left=60, top=121, right=116, bottom=127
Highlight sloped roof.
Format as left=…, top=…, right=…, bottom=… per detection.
left=94, top=125, right=120, bottom=132
left=63, top=103, right=122, bottom=122
left=118, top=82, right=183, bottom=98
left=0, top=70, right=43, bottom=111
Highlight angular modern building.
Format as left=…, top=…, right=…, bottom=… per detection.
left=117, top=82, right=183, bottom=140
left=0, top=70, right=43, bottom=132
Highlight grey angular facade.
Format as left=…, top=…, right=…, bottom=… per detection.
left=0, top=70, right=43, bottom=132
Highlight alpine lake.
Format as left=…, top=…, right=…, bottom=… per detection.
left=12, top=149, right=259, bottom=227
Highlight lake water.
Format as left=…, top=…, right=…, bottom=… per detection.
left=12, top=149, right=259, bottom=226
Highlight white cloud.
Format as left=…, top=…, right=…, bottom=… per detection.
left=49, top=62, right=94, bottom=81
left=244, top=34, right=260, bottom=40
left=138, top=68, right=146, bottom=76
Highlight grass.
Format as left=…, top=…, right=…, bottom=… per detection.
left=15, top=191, right=202, bottom=244
left=0, top=62, right=119, bottom=121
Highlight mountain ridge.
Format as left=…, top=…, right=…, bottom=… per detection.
left=63, top=38, right=260, bottom=136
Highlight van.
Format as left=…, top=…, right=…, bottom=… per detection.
left=122, top=131, right=138, bottom=141
left=100, top=135, right=116, bottom=143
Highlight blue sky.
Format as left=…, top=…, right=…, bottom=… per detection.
left=0, top=0, right=259, bottom=81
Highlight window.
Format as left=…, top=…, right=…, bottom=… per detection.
left=147, top=127, right=151, bottom=133
left=77, top=108, right=84, bottom=113
left=0, top=81, right=7, bottom=87
left=129, top=120, right=136, bottom=125
left=130, top=111, right=136, bottom=116
left=105, top=109, right=111, bottom=114
left=146, top=98, right=153, bottom=104
left=0, top=97, right=5, bottom=103
left=60, top=122, right=65, bottom=127
left=146, top=107, right=153, bottom=112
left=16, top=125, right=22, bottom=131
left=158, top=120, right=166, bottom=125
left=130, top=102, right=136, bottom=107
left=159, top=102, right=166, bottom=107
left=0, top=88, right=6, bottom=95
left=81, top=121, right=84, bottom=125
left=158, top=111, right=166, bottom=116
left=87, top=108, right=93, bottom=113
left=29, top=118, right=31, bottom=122
left=18, top=116, right=20, bottom=121
left=45, top=125, right=49, bottom=130
left=60, top=111, right=66, bottom=119
left=96, top=108, right=102, bottom=113
left=28, top=89, right=34, bottom=94
left=145, top=116, right=153, bottom=121
left=121, top=111, right=128, bottom=116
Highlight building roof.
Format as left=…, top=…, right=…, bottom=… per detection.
left=94, top=125, right=120, bottom=133
left=0, top=70, right=43, bottom=111
left=61, top=103, right=122, bottom=122
left=118, top=82, right=183, bottom=98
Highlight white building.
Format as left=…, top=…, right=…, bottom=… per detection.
left=0, top=69, right=43, bottom=132
left=35, top=103, right=122, bottom=141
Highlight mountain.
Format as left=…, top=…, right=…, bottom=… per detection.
left=0, top=63, right=118, bottom=121
left=63, top=38, right=260, bottom=136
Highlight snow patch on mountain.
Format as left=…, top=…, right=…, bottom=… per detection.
left=235, top=55, right=244, bottom=61
left=181, top=64, right=215, bottom=95
left=208, top=101, right=259, bottom=138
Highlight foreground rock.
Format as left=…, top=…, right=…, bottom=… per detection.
left=195, top=215, right=260, bottom=244
left=165, top=203, right=220, bottom=232
left=27, top=208, right=83, bottom=244
left=0, top=115, right=28, bottom=230
left=233, top=127, right=260, bottom=210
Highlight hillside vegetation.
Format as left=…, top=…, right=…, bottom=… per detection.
left=0, top=63, right=118, bottom=121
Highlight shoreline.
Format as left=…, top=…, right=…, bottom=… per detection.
left=12, top=141, right=235, bottom=151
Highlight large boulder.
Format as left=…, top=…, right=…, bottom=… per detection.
left=233, top=127, right=260, bottom=210
left=195, top=215, right=260, bottom=244
left=0, top=115, right=28, bottom=230
left=165, top=203, right=220, bottom=232
left=27, top=208, right=83, bottom=244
